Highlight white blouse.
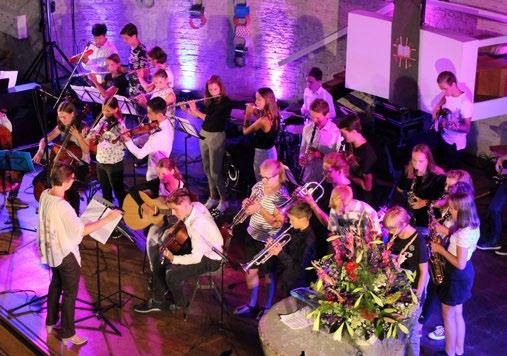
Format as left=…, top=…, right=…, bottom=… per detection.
left=447, top=226, right=480, bottom=261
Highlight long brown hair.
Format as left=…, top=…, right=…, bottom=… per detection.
left=204, top=75, right=226, bottom=107
left=257, top=87, right=280, bottom=131
left=448, top=183, right=479, bottom=231
left=156, top=157, right=184, bottom=181
left=406, top=144, right=444, bottom=179
left=57, top=100, right=84, bottom=131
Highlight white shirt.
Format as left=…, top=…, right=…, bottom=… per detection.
left=301, top=86, right=336, bottom=120
left=38, top=190, right=85, bottom=267
left=441, top=92, right=473, bottom=151
left=82, top=39, right=118, bottom=82
left=447, top=226, right=480, bottom=261
left=90, top=117, right=127, bottom=164
left=300, top=119, right=343, bottom=182
left=172, top=202, right=224, bottom=265
left=124, top=118, right=174, bottom=180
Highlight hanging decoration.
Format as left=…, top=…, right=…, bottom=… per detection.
left=189, top=0, right=207, bottom=29
left=233, top=0, right=250, bottom=67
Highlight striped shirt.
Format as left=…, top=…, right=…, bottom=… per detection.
left=247, top=182, right=289, bottom=242
left=328, top=199, right=381, bottom=236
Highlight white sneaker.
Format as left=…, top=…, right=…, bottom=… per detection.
left=205, top=198, right=219, bottom=210
left=216, top=200, right=230, bottom=213
left=63, top=334, right=88, bottom=346
left=428, top=325, right=445, bottom=340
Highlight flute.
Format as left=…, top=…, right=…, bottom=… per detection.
left=170, top=95, right=222, bottom=107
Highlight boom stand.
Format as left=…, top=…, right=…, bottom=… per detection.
left=0, top=150, right=37, bottom=255
left=173, top=115, right=203, bottom=182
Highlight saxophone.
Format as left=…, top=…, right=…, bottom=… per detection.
left=427, top=198, right=449, bottom=285
left=407, top=174, right=417, bottom=206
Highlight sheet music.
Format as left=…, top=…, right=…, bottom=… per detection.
left=174, top=115, right=200, bottom=138
left=279, top=306, right=313, bottom=330
left=80, top=199, right=122, bottom=244
left=114, top=95, right=141, bottom=116
left=70, top=85, right=104, bottom=104
left=0, top=71, right=18, bottom=88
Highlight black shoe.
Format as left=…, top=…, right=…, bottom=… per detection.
left=256, top=307, right=269, bottom=321
left=133, top=298, right=165, bottom=313
left=495, top=246, right=507, bottom=256
left=477, top=242, right=501, bottom=251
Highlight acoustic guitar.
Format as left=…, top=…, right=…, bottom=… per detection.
left=122, top=191, right=173, bottom=230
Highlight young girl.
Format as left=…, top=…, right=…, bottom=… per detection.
left=397, top=144, right=446, bottom=230
left=134, top=69, right=176, bottom=113
left=430, top=183, right=479, bottom=356
left=32, top=100, right=90, bottom=213
left=139, top=46, right=174, bottom=90
left=234, top=159, right=288, bottom=318
left=87, top=97, right=127, bottom=206
left=89, top=53, right=129, bottom=97
left=383, top=206, right=429, bottom=356
left=243, top=88, right=280, bottom=181
left=181, top=75, right=232, bottom=213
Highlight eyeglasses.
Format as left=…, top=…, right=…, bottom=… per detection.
left=260, top=172, right=278, bottom=181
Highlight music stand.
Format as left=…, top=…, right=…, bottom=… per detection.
left=114, top=95, right=142, bottom=117
left=0, top=150, right=36, bottom=255
left=70, top=85, right=104, bottom=104
left=91, top=195, right=145, bottom=308
left=74, top=195, right=123, bottom=335
left=173, top=115, right=203, bottom=181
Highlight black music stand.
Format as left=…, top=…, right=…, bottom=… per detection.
left=173, top=115, right=203, bottom=182
left=114, top=95, right=142, bottom=118
left=70, top=85, right=104, bottom=104
left=74, top=195, right=123, bottom=335
left=0, top=150, right=37, bottom=255
left=92, top=196, right=145, bottom=309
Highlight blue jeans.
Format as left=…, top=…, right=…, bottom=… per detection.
left=484, top=181, right=507, bottom=246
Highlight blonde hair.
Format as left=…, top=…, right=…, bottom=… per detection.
left=383, top=206, right=411, bottom=231
left=259, top=159, right=287, bottom=183
left=330, top=185, right=353, bottom=210
left=447, top=169, right=474, bottom=193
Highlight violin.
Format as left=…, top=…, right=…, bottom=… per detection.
left=112, top=121, right=160, bottom=144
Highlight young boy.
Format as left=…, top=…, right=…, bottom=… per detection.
left=338, top=113, right=377, bottom=205
left=301, top=67, right=336, bottom=120
left=120, top=23, right=148, bottom=97
left=268, top=202, right=316, bottom=295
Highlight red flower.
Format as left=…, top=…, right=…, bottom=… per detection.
left=345, top=261, right=359, bottom=282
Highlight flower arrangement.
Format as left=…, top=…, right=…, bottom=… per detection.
left=306, top=218, right=419, bottom=344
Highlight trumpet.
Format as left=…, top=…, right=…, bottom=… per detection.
left=277, top=178, right=325, bottom=216
left=241, top=226, right=292, bottom=272
left=231, top=185, right=264, bottom=228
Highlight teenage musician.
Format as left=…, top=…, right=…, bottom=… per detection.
left=180, top=75, right=232, bottom=213
left=432, top=71, right=473, bottom=169
left=88, top=53, right=129, bottom=97
left=383, top=206, right=429, bottom=356
left=81, top=23, right=118, bottom=83
left=32, top=100, right=90, bottom=213
left=301, top=67, right=336, bottom=121
left=128, top=158, right=185, bottom=272
left=299, top=98, right=342, bottom=183
left=396, top=144, right=446, bottom=232
left=40, top=163, right=122, bottom=346
left=234, top=159, right=288, bottom=318
left=121, top=97, right=174, bottom=181
left=120, top=23, right=148, bottom=97
left=338, top=113, right=377, bottom=205
left=243, top=88, right=281, bottom=181
left=138, top=46, right=174, bottom=90
left=134, top=69, right=176, bottom=118
left=134, top=188, right=223, bottom=313
left=86, top=97, right=127, bottom=206
left=430, top=183, right=480, bottom=356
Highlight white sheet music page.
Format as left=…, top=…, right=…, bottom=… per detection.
left=80, top=199, right=122, bottom=244
left=279, top=306, right=313, bottom=330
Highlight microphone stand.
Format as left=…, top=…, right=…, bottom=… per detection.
left=53, top=41, right=93, bottom=109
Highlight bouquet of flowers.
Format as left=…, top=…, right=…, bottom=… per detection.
left=306, top=218, right=419, bottom=344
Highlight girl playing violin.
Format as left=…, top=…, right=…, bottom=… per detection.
left=32, top=100, right=90, bottom=213
left=87, top=97, right=127, bottom=206
left=133, top=69, right=176, bottom=115
left=242, top=88, right=280, bottom=181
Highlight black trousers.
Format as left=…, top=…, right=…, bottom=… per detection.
left=152, top=255, right=221, bottom=307
left=46, top=253, right=81, bottom=338
left=96, top=161, right=126, bottom=207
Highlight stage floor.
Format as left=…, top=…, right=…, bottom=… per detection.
left=0, top=122, right=506, bottom=355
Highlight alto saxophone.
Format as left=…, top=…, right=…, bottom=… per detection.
left=427, top=198, right=449, bottom=285
left=407, top=175, right=417, bottom=206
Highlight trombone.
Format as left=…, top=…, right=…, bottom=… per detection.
left=241, top=226, right=292, bottom=272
